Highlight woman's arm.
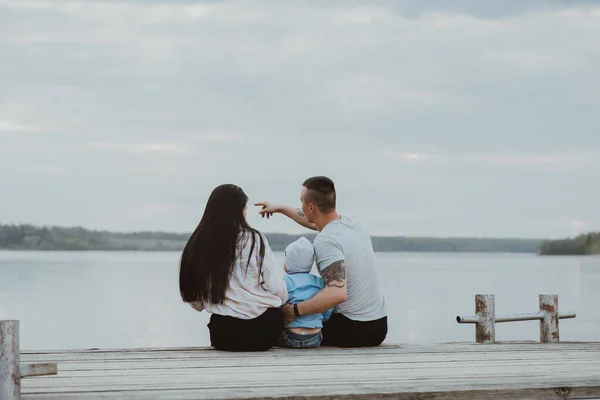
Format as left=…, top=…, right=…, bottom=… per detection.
left=188, top=301, right=204, bottom=312
left=254, top=202, right=318, bottom=231
left=259, top=236, right=289, bottom=304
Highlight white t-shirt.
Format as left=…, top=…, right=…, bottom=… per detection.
left=188, top=232, right=288, bottom=319
left=313, top=216, right=387, bottom=321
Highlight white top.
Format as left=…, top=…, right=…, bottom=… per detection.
left=313, top=216, right=387, bottom=321
left=188, top=231, right=288, bottom=319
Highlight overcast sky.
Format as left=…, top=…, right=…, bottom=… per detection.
left=1, top=0, right=599, bottom=238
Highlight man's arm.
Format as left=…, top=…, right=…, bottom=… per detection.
left=282, top=260, right=347, bottom=323
left=255, top=202, right=318, bottom=231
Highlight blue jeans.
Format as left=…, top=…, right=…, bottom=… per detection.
left=279, top=330, right=323, bottom=349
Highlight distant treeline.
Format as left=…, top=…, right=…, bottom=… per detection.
left=538, top=232, right=600, bottom=255
left=0, top=224, right=188, bottom=251
left=0, top=223, right=544, bottom=253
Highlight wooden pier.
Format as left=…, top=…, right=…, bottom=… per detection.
left=18, top=342, right=600, bottom=399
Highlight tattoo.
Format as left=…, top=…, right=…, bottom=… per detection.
left=321, top=260, right=346, bottom=288
left=296, top=208, right=305, bottom=217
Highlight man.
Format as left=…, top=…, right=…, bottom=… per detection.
left=255, top=176, right=387, bottom=347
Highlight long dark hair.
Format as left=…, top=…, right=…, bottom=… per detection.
left=179, top=184, right=266, bottom=304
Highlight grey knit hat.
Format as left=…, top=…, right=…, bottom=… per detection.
left=284, top=237, right=315, bottom=274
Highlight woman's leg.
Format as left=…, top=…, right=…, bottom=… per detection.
left=245, top=308, right=284, bottom=351
left=208, top=308, right=283, bottom=352
left=208, top=314, right=236, bottom=351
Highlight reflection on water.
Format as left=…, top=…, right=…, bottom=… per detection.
left=0, top=250, right=598, bottom=350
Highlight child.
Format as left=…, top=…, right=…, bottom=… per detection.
left=280, top=237, right=333, bottom=349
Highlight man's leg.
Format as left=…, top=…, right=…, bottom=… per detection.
left=361, top=316, right=388, bottom=347
left=322, top=314, right=388, bottom=347
left=322, top=313, right=364, bottom=347
left=321, top=313, right=345, bottom=346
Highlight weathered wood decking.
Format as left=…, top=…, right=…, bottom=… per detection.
left=20, top=342, right=600, bottom=399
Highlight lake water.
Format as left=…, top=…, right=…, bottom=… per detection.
left=0, top=251, right=599, bottom=350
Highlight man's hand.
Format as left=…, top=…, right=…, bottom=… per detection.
left=255, top=202, right=318, bottom=231
left=254, top=201, right=281, bottom=219
left=281, top=303, right=295, bottom=325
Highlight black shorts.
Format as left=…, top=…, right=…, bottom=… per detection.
left=208, top=308, right=283, bottom=352
left=321, top=313, right=388, bottom=347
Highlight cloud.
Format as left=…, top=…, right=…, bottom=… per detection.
left=87, top=142, right=189, bottom=155
left=389, top=152, right=597, bottom=168
left=404, top=153, right=424, bottom=161
left=0, top=0, right=599, bottom=237
left=191, top=132, right=248, bottom=143
left=0, top=119, right=36, bottom=133
left=569, top=220, right=586, bottom=230
left=127, top=203, right=180, bottom=220
left=485, top=155, right=593, bottom=167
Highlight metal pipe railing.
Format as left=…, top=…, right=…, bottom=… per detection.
left=1, top=320, right=58, bottom=400
left=457, top=311, right=577, bottom=324
left=456, top=294, right=576, bottom=344
left=496, top=311, right=576, bottom=323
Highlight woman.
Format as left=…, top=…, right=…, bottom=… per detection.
left=179, top=184, right=288, bottom=351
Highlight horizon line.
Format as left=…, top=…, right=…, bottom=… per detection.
left=0, top=221, right=574, bottom=241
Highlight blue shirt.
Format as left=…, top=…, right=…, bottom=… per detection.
left=284, top=273, right=333, bottom=329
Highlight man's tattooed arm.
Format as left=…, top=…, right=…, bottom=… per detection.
left=296, top=208, right=305, bottom=217
left=321, top=260, right=347, bottom=288
left=293, top=260, right=347, bottom=316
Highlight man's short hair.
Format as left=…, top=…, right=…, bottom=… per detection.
left=302, top=176, right=336, bottom=212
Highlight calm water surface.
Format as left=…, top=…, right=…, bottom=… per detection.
left=0, top=251, right=598, bottom=350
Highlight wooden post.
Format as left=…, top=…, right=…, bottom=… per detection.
left=475, top=294, right=495, bottom=344
left=0, top=320, right=20, bottom=400
left=539, top=294, right=559, bottom=343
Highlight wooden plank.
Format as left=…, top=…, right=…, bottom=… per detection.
left=20, top=364, right=57, bottom=378
left=21, top=344, right=600, bottom=356
left=19, top=357, right=600, bottom=376
left=20, top=342, right=600, bottom=357
left=50, top=351, right=600, bottom=363
left=22, top=369, right=600, bottom=392
left=20, top=357, right=600, bottom=376
left=21, top=386, right=600, bottom=400
left=21, top=367, right=600, bottom=384
left=1, top=320, right=20, bottom=400
left=21, top=377, right=600, bottom=396
left=21, top=383, right=600, bottom=399
left=19, top=353, right=600, bottom=370
left=22, top=367, right=600, bottom=386
left=20, top=346, right=600, bottom=364
left=19, top=343, right=600, bottom=400
left=21, top=381, right=600, bottom=400
left=21, top=347, right=600, bottom=370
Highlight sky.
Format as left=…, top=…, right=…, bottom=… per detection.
left=1, top=0, right=599, bottom=239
